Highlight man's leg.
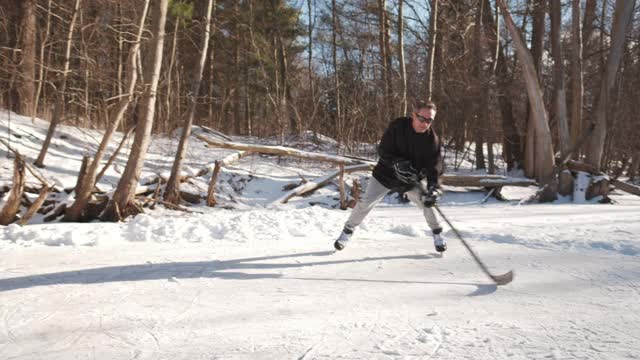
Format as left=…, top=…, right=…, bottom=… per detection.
left=406, top=187, right=446, bottom=252
left=405, top=188, right=442, bottom=230
left=335, top=177, right=390, bottom=250
left=344, top=177, right=391, bottom=230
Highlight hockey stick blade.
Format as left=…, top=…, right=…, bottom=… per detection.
left=490, top=270, right=514, bottom=286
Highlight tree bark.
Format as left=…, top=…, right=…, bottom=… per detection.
left=331, top=0, right=342, bottom=143
left=549, top=0, right=571, bottom=158
left=496, top=0, right=557, bottom=202
left=481, top=0, right=521, bottom=171
left=426, top=0, right=438, bottom=101
left=101, top=0, right=169, bottom=221
left=17, top=0, right=37, bottom=117
left=585, top=0, right=635, bottom=171
left=398, top=0, right=407, bottom=115
left=0, top=155, right=26, bottom=225
left=34, top=0, right=82, bottom=168
left=524, top=0, right=545, bottom=179
left=164, top=0, right=214, bottom=205
left=570, top=0, right=584, bottom=157
left=33, top=0, right=53, bottom=120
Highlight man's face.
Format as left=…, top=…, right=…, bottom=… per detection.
left=412, top=108, right=436, bottom=133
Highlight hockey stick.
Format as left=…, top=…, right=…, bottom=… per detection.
left=432, top=205, right=513, bottom=286
left=415, top=180, right=513, bottom=285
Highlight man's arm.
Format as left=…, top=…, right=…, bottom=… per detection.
left=377, top=120, right=403, bottom=166
left=424, top=135, right=443, bottom=188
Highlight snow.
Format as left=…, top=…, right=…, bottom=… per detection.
left=2, top=109, right=640, bottom=359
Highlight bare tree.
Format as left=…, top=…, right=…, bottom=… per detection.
left=570, top=0, right=584, bottom=154
left=398, top=0, right=407, bottom=115
left=549, top=0, right=570, bottom=158
left=64, top=0, right=150, bottom=222
left=164, top=0, right=215, bottom=205
left=17, top=0, right=36, bottom=117
left=426, top=0, right=438, bottom=101
left=34, top=0, right=82, bottom=168
left=331, top=0, right=342, bottom=143
left=496, top=0, right=557, bottom=201
left=101, top=0, right=170, bottom=221
left=585, top=0, right=636, bottom=171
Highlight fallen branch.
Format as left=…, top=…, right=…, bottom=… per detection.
left=136, top=196, right=203, bottom=214
left=18, top=185, right=53, bottom=225
left=567, top=160, right=640, bottom=196
left=440, top=174, right=537, bottom=187
left=275, top=164, right=373, bottom=204
left=196, top=134, right=374, bottom=166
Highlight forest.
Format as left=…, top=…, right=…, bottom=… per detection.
left=1, top=0, right=639, bottom=221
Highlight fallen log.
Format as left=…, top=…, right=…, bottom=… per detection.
left=440, top=174, right=537, bottom=187
left=566, top=160, right=640, bottom=196
left=206, top=151, right=252, bottom=207
left=275, top=164, right=373, bottom=204
left=196, top=134, right=374, bottom=166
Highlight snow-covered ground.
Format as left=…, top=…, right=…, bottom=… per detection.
left=1, top=110, right=640, bottom=359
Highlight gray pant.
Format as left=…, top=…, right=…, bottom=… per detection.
left=344, top=177, right=441, bottom=232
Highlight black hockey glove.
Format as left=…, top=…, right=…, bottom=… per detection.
left=393, top=160, right=419, bottom=185
left=421, top=185, right=440, bottom=208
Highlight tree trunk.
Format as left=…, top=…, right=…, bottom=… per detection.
left=426, top=0, right=438, bottom=101
left=377, top=0, right=390, bottom=121
left=524, top=0, right=545, bottom=179
left=34, top=0, right=82, bottom=168
left=585, top=0, right=635, bottom=171
left=0, top=155, right=26, bottom=225
left=331, top=0, right=342, bottom=144
left=166, top=20, right=179, bottom=134
left=496, top=0, right=557, bottom=202
left=398, top=0, right=407, bottom=115
left=481, top=0, right=521, bottom=171
left=33, top=0, right=53, bottom=120
left=549, top=0, right=571, bottom=158
left=17, top=0, right=36, bottom=117
left=628, top=150, right=640, bottom=180
left=232, top=0, right=241, bottom=135
left=64, top=0, right=150, bottom=222
left=101, top=0, right=169, bottom=221
left=164, top=0, right=214, bottom=205
left=582, top=0, right=597, bottom=51
left=570, top=0, right=584, bottom=157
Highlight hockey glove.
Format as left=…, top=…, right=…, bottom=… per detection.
left=393, top=160, right=419, bottom=185
left=421, top=185, right=440, bottom=208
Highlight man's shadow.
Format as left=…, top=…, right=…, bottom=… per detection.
left=0, top=251, right=496, bottom=296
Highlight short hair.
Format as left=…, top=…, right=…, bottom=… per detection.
left=415, top=100, right=437, bottom=112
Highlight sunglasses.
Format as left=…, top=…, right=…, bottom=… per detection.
left=415, top=114, right=434, bottom=124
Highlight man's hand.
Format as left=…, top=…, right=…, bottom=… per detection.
left=421, top=185, right=440, bottom=208
left=393, top=160, right=419, bottom=184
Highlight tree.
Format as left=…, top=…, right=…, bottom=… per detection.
left=496, top=0, right=557, bottom=201
left=585, top=0, right=636, bottom=171
left=34, top=0, right=82, bottom=168
left=101, top=0, right=170, bottom=221
left=64, top=0, right=150, bottom=222
left=570, top=0, right=584, bottom=155
left=164, top=0, right=215, bottom=205
left=17, top=0, right=36, bottom=117
left=549, top=0, right=570, bottom=159
left=398, top=0, right=407, bottom=115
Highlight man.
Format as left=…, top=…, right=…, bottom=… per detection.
left=334, top=101, right=445, bottom=253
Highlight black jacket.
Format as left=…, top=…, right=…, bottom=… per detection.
left=372, top=117, right=443, bottom=191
